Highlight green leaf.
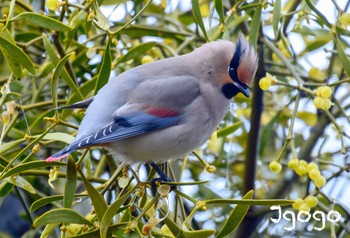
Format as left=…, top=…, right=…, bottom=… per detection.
left=0, top=45, right=22, bottom=78
left=217, top=121, right=243, bottom=137
left=191, top=0, right=208, bottom=41
left=216, top=190, right=254, bottom=238
left=117, top=41, right=157, bottom=64
left=64, top=158, right=77, bottom=208
left=336, top=25, right=350, bottom=37
left=0, top=35, right=35, bottom=74
left=0, top=24, right=23, bottom=78
left=33, top=208, right=93, bottom=227
left=43, top=132, right=75, bottom=144
left=301, top=35, right=330, bottom=54
left=100, top=188, right=134, bottom=238
left=0, top=182, right=13, bottom=197
left=184, top=229, right=216, bottom=238
left=161, top=212, right=183, bottom=237
left=120, top=24, right=191, bottom=38
left=95, top=40, right=111, bottom=94
left=42, top=34, right=84, bottom=100
left=304, top=0, right=331, bottom=28
left=182, top=206, right=215, bottom=238
left=0, top=138, right=25, bottom=155
left=69, top=10, right=88, bottom=29
left=2, top=0, right=16, bottom=29
left=3, top=175, right=36, bottom=194
left=80, top=170, right=108, bottom=222
left=12, top=12, right=72, bottom=31
left=214, top=0, right=224, bottom=23
left=0, top=161, right=65, bottom=180
left=335, top=36, right=350, bottom=77
left=41, top=223, right=60, bottom=238
left=51, top=52, right=74, bottom=110
left=206, top=198, right=293, bottom=206
left=249, top=5, right=262, bottom=48
left=272, top=0, right=281, bottom=37
left=93, top=2, right=110, bottom=30
left=31, top=195, right=64, bottom=212
left=30, top=195, right=87, bottom=212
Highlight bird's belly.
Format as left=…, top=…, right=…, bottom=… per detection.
left=108, top=122, right=212, bottom=164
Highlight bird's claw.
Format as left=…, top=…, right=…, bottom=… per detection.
left=150, top=176, right=176, bottom=195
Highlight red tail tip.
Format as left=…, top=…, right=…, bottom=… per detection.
left=45, top=154, right=68, bottom=162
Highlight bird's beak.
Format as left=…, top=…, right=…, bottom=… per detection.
left=232, top=81, right=250, bottom=98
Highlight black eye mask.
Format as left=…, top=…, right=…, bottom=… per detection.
left=222, top=37, right=250, bottom=99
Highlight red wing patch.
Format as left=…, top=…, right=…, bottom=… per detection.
left=146, top=108, right=180, bottom=118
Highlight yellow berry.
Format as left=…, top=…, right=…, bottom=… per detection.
left=288, top=158, right=299, bottom=170
left=298, top=202, right=310, bottom=212
left=307, top=162, right=318, bottom=172
left=141, top=55, right=154, bottom=64
left=259, top=76, right=272, bottom=91
left=340, top=13, right=350, bottom=26
left=200, top=2, right=210, bottom=18
left=205, top=164, right=216, bottom=173
left=309, top=67, right=321, bottom=78
left=319, top=86, right=332, bottom=98
left=46, top=0, right=59, bottom=10
left=308, top=168, right=321, bottom=180
left=295, top=164, right=307, bottom=176
left=299, top=160, right=307, bottom=166
left=292, top=198, right=303, bottom=210
left=269, top=161, right=282, bottom=173
left=160, top=0, right=167, bottom=9
left=314, top=175, right=326, bottom=188
left=305, top=196, right=318, bottom=208
left=322, top=98, right=332, bottom=110
left=314, top=97, right=332, bottom=110
left=313, top=96, right=323, bottom=109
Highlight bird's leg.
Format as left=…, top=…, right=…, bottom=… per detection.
left=149, top=162, right=176, bottom=193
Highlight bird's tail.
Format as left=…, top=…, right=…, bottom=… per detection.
left=45, top=144, right=78, bottom=162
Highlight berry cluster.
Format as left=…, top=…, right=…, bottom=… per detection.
left=313, top=86, right=333, bottom=110
left=292, top=195, right=318, bottom=212
left=288, top=159, right=326, bottom=188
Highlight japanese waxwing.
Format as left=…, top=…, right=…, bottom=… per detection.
left=46, top=36, right=258, bottom=164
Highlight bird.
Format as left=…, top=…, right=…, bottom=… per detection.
left=46, top=37, right=258, bottom=175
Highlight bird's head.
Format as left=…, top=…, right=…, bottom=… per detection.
left=221, top=36, right=258, bottom=99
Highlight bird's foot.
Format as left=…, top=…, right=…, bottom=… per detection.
left=149, top=162, right=177, bottom=194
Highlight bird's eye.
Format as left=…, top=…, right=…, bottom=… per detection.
left=228, top=65, right=239, bottom=82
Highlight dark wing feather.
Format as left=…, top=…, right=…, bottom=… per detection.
left=55, top=97, right=94, bottom=110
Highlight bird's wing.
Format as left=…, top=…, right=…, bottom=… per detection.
left=46, top=75, right=201, bottom=161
